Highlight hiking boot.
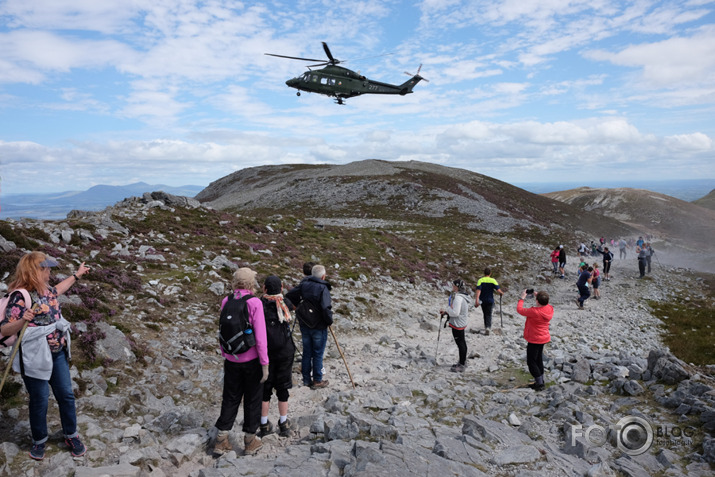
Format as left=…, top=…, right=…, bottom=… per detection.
left=485, top=329, right=490, bottom=336
left=29, top=442, right=45, bottom=460
left=303, top=380, right=313, bottom=387
left=278, top=418, right=292, bottom=437
left=244, top=433, right=263, bottom=455
left=533, top=383, right=546, bottom=392
left=65, top=435, right=86, bottom=457
left=259, top=420, right=274, bottom=437
left=213, top=431, right=233, bottom=456
left=310, top=379, right=329, bottom=390
left=450, top=363, right=465, bottom=373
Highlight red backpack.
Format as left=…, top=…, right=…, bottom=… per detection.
left=0, top=289, right=32, bottom=348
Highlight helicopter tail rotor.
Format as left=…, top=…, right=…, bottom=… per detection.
left=404, top=64, right=429, bottom=82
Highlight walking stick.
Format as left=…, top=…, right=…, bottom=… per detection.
left=435, top=312, right=445, bottom=365
left=0, top=321, right=29, bottom=395
left=499, top=294, right=503, bottom=329
left=328, top=326, right=355, bottom=389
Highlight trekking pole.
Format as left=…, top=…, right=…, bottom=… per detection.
left=328, top=326, right=355, bottom=389
left=0, top=321, right=29, bottom=395
left=499, top=294, right=503, bottom=329
left=435, top=312, right=444, bottom=365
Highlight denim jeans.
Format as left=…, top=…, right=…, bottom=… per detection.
left=22, top=350, right=78, bottom=444
left=300, top=325, right=327, bottom=384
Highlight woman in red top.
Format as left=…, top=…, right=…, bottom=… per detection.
left=516, top=289, right=554, bottom=391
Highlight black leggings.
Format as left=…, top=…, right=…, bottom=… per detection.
left=526, top=343, right=544, bottom=379
left=451, top=328, right=467, bottom=365
left=603, top=260, right=611, bottom=275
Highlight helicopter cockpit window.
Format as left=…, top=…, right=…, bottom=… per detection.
left=320, top=77, right=328, bottom=85
left=328, top=78, right=336, bottom=85
left=311, top=75, right=317, bottom=82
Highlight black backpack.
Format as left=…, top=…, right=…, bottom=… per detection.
left=262, top=299, right=295, bottom=359
left=218, top=293, right=256, bottom=356
left=295, top=298, right=325, bottom=329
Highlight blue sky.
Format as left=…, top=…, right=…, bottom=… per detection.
left=1, top=0, right=714, bottom=195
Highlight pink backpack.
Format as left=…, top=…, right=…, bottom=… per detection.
left=0, top=289, right=32, bottom=348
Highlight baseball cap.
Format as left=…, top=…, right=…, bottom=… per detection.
left=40, top=257, right=59, bottom=268
left=264, top=275, right=282, bottom=295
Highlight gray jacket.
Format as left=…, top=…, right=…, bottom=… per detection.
left=446, top=293, right=471, bottom=329
left=13, top=318, right=71, bottom=380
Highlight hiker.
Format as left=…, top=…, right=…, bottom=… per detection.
left=618, top=239, right=628, bottom=260
left=636, top=244, right=648, bottom=278
left=558, top=245, right=566, bottom=279
left=474, top=268, right=503, bottom=336
left=439, top=279, right=471, bottom=372
left=578, top=242, right=587, bottom=258
left=576, top=265, right=592, bottom=309
left=592, top=263, right=601, bottom=299
left=286, top=264, right=333, bottom=389
left=645, top=243, right=654, bottom=273
left=516, top=289, right=553, bottom=391
left=259, top=276, right=295, bottom=438
left=597, top=246, right=613, bottom=281
left=0, top=252, right=89, bottom=460
left=549, top=246, right=560, bottom=275
left=213, top=267, right=268, bottom=456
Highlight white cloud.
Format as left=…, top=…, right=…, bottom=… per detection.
left=584, top=27, right=715, bottom=88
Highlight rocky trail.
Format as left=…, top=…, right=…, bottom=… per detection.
left=1, top=240, right=713, bottom=477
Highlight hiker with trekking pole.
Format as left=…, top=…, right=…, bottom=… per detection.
left=286, top=264, right=333, bottom=390
left=0, top=252, right=90, bottom=460
left=439, top=279, right=471, bottom=373
left=474, top=267, right=504, bottom=336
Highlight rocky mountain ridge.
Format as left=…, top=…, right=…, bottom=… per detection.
left=195, top=160, right=637, bottom=240
left=0, top=188, right=712, bottom=476
left=543, top=187, right=715, bottom=255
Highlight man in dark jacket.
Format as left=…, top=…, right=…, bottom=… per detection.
left=286, top=264, right=333, bottom=389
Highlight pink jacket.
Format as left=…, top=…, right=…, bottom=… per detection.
left=220, top=289, right=269, bottom=366
left=516, top=300, right=553, bottom=344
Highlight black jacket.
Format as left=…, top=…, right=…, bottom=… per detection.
left=285, top=276, right=333, bottom=329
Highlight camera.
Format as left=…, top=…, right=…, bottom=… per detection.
left=526, top=288, right=534, bottom=296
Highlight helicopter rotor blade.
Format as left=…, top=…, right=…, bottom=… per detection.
left=322, top=42, right=337, bottom=64
left=405, top=64, right=429, bottom=82
left=265, top=53, right=327, bottom=63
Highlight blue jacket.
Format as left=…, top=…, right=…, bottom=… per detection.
left=286, top=276, right=333, bottom=329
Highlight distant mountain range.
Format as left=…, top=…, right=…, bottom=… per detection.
left=0, top=182, right=204, bottom=220
left=515, top=179, right=714, bottom=202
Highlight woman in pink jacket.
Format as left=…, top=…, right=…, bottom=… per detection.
left=516, top=289, right=554, bottom=391
left=213, top=268, right=269, bottom=456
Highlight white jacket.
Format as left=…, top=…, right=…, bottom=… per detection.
left=12, top=318, right=72, bottom=380
left=446, top=293, right=470, bottom=329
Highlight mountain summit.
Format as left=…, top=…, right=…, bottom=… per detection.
left=196, top=159, right=634, bottom=240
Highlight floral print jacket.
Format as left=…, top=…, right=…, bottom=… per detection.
left=1, top=287, right=66, bottom=353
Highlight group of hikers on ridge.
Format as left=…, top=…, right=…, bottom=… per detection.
left=440, top=268, right=552, bottom=393
left=1, top=253, right=336, bottom=459
left=1, top=237, right=657, bottom=460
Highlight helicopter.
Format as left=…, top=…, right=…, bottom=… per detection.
left=265, top=42, right=427, bottom=105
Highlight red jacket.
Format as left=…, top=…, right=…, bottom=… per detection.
left=516, top=300, right=553, bottom=344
